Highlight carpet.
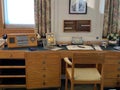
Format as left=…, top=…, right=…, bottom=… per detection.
left=3, top=80, right=120, bottom=90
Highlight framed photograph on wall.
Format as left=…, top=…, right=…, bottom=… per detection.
left=69, top=0, right=87, bottom=14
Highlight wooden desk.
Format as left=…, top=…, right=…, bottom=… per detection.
left=0, top=50, right=25, bottom=88
left=0, top=49, right=120, bottom=88
left=104, top=51, right=120, bottom=87
left=25, top=51, right=61, bottom=89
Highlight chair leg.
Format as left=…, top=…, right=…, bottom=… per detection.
left=71, top=82, right=74, bottom=90
left=94, top=84, right=97, bottom=90
left=58, top=87, right=61, bottom=90
left=100, top=83, right=103, bottom=90
left=65, top=75, right=68, bottom=90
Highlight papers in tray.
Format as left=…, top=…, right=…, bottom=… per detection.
left=113, top=46, right=120, bottom=50
left=66, top=45, right=94, bottom=50
left=50, top=47, right=63, bottom=51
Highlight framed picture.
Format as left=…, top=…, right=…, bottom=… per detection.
left=69, top=0, right=87, bottom=14
left=71, top=37, right=83, bottom=45
left=46, top=33, right=56, bottom=46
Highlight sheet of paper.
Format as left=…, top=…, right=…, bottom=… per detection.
left=66, top=45, right=94, bottom=50
left=50, top=47, right=63, bottom=51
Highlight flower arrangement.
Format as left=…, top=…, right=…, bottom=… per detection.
left=107, top=33, right=119, bottom=41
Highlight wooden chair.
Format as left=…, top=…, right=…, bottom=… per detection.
left=64, top=51, right=105, bottom=90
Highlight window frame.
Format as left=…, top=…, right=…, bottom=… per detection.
left=0, top=0, right=35, bottom=36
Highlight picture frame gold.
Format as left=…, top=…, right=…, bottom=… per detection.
left=46, top=33, right=56, bottom=46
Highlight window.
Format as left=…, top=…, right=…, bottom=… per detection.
left=99, top=0, right=105, bottom=14
left=4, top=0, right=35, bottom=28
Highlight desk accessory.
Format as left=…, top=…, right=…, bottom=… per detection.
left=113, top=46, right=120, bottom=50
left=66, top=45, right=93, bottom=50
left=28, top=47, right=37, bottom=51
left=93, top=45, right=103, bottom=51
left=101, top=41, right=108, bottom=48
left=71, top=37, right=83, bottom=45
left=50, top=47, right=63, bottom=51
left=42, top=38, right=47, bottom=49
left=7, top=33, right=37, bottom=48
left=46, top=33, right=56, bottom=45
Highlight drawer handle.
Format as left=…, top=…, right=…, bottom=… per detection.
left=42, top=61, right=46, bottom=64
left=117, top=74, right=120, bottom=77
left=43, top=82, right=46, bottom=85
left=10, top=54, right=13, bottom=57
left=43, top=68, right=46, bottom=70
left=118, top=61, right=120, bottom=64
left=118, top=67, right=120, bottom=71
left=116, top=82, right=120, bottom=85
left=43, top=74, right=46, bottom=77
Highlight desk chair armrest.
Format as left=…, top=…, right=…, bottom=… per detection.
left=64, top=57, right=72, bottom=66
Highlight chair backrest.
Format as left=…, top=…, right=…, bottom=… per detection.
left=72, top=51, right=105, bottom=65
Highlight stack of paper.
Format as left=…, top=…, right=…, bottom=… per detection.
left=66, top=45, right=93, bottom=50
left=50, top=47, right=63, bottom=51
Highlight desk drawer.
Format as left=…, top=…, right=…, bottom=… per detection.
left=105, top=52, right=120, bottom=64
left=105, top=59, right=120, bottom=64
left=104, top=79, right=120, bottom=87
left=104, top=64, right=120, bottom=72
left=41, top=80, right=60, bottom=88
left=104, top=72, right=120, bottom=78
left=0, top=51, right=24, bottom=59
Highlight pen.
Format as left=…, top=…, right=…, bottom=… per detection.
left=77, top=45, right=85, bottom=48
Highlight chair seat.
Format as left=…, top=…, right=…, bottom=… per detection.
left=67, top=68, right=101, bottom=81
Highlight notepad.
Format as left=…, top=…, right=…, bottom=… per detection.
left=66, top=45, right=93, bottom=50
left=113, top=46, right=120, bottom=50
left=50, top=47, right=63, bottom=51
